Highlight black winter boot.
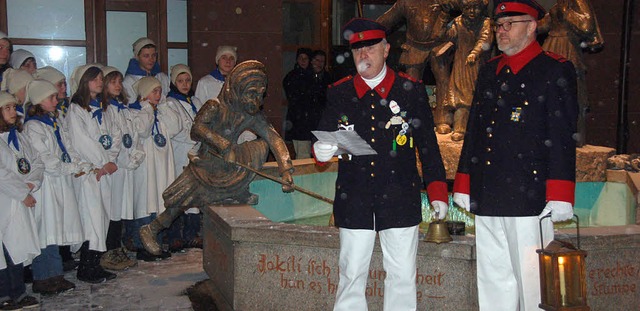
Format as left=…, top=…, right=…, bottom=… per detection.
left=92, top=251, right=116, bottom=281
left=76, top=242, right=107, bottom=284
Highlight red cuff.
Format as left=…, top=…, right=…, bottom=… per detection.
left=546, top=179, right=575, bottom=205
left=453, top=173, right=470, bottom=195
left=427, top=181, right=448, bottom=203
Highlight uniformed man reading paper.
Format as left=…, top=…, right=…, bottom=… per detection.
left=313, top=18, right=448, bottom=311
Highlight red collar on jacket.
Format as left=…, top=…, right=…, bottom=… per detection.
left=354, top=67, right=396, bottom=99
left=496, top=41, right=543, bottom=75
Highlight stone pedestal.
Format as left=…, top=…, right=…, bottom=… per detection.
left=202, top=205, right=478, bottom=311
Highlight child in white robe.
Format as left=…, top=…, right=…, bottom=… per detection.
left=122, top=38, right=170, bottom=104
left=131, top=76, right=179, bottom=261
left=24, top=80, right=85, bottom=295
left=67, top=65, right=118, bottom=283
left=33, top=66, right=78, bottom=271
left=0, top=91, right=41, bottom=309
left=165, top=64, right=204, bottom=252
left=99, top=66, right=139, bottom=270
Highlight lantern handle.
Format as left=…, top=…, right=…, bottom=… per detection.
left=539, top=214, right=580, bottom=249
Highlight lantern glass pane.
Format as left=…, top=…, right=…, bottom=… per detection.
left=564, top=254, right=587, bottom=307
left=540, top=253, right=557, bottom=306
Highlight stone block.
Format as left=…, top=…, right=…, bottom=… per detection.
left=577, top=145, right=616, bottom=182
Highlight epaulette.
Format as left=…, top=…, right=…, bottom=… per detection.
left=544, top=51, right=568, bottom=63
left=488, top=54, right=503, bottom=63
left=397, top=71, right=421, bottom=83
left=330, top=75, right=353, bottom=88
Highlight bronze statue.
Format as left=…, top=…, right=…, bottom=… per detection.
left=538, top=0, right=604, bottom=147
left=376, top=0, right=459, bottom=135
left=140, top=60, right=295, bottom=255
left=440, top=0, right=492, bottom=141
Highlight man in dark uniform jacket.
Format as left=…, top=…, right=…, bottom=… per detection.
left=313, top=18, right=448, bottom=311
left=452, top=0, right=578, bottom=309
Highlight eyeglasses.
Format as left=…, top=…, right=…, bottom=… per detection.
left=492, top=20, right=533, bottom=32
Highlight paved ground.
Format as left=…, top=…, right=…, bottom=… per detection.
left=33, top=249, right=207, bottom=311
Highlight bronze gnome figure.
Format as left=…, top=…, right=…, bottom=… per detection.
left=140, top=60, right=295, bottom=255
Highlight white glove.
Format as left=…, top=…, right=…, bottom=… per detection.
left=431, top=200, right=448, bottom=220
left=453, top=193, right=470, bottom=212
left=313, top=141, right=338, bottom=162
left=539, top=201, right=574, bottom=222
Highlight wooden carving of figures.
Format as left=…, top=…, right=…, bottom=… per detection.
left=376, top=0, right=460, bottom=135
left=538, top=0, right=604, bottom=147
left=140, top=60, right=295, bottom=256
left=441, top=0, right=493, bottom=141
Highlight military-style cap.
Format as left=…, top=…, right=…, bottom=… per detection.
left=342, top=18, right=387, bottom=49
left=494, top=0, right=546, bottom=20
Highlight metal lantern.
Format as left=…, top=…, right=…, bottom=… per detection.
left=537, top=215, right=589, bottom=311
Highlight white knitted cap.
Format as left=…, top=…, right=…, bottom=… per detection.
left=215, top=46, right=237, bottom=64
left=25, top=79, right=57, bottom=105
left=35, top=66, right=65, bottom=85
left=133, top=76, right=161, bottom=99
left=9, top=49, right=35, bottom=69
left=0, top=91, right=17, bottom=108
left=1, top=68, right=34, bottom=95
left=133, top=37, right=156, bottom=57
left=170, top=64, right=192, bottom=85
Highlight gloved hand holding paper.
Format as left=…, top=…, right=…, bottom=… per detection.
left=312, top=130, right=377, bottom=156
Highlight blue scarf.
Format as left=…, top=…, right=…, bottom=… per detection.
left=89, top=97, right=103, bottom=124
left=109, top=98, right=127, bottom=112
left=152, top=107, right=161, bottom=136
left=167, top=90, right=198, bottom=115
left=125, top=58, right=161, bottom=76
left=16, top=105, right=23, bottom=115
left=7, top=126, right=19, bottom=151
left=27, top=115, right=68, bottom=155
left=128, top=100, right=142, bottom=110
left=57, top=98, right=69, bottom=117
left=209, top=68, right=225, bottom=82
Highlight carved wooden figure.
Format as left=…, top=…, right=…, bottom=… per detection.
left=376, top=0, right=460, bottom=135
left=538, top=0, right=604, bottom=147
left=441, top=0, right=493, bottom=141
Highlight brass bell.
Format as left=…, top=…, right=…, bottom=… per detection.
left=424, top=219, right=453, bottom=244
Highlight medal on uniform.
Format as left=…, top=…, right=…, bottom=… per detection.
left=99, top=134, right=113, bottom=150
left=396, top=134, right=407, bottom=146
left=122, top=134, right=133, bottom=148
left=511, top=107, right=522, bottom=122
left=61, top=152, right=71, bottom=163
left=17, top=158, right=31, bottom=174
left=154, top=133, right=166, bottom=147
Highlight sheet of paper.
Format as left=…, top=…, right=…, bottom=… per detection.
left=312, top=130, right=378, bottom=156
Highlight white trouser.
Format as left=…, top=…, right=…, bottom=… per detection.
left=476, top=216, right=554, bottom=311
left=333, top=226, right=419, bottom=311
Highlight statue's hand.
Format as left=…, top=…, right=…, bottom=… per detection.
left=224, top=148, right=236, bottom=164
left=466, top=53, right=477, bottom=65
left=281, top=171, right=294, bottom=193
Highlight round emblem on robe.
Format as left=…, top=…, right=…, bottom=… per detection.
left=154, top=133, right=167, bottom=147
left=61, top=152, right=71, bottom=163
left=17, top=158, right=31, bottom=175
left=99, top=134, right=113, bottom=150
left=122, top=134, right=133, bottom=149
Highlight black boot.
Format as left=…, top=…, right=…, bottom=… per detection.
left=92, top=251, right=116, bottom=281
left=76, top=242, right=106, bottom=284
